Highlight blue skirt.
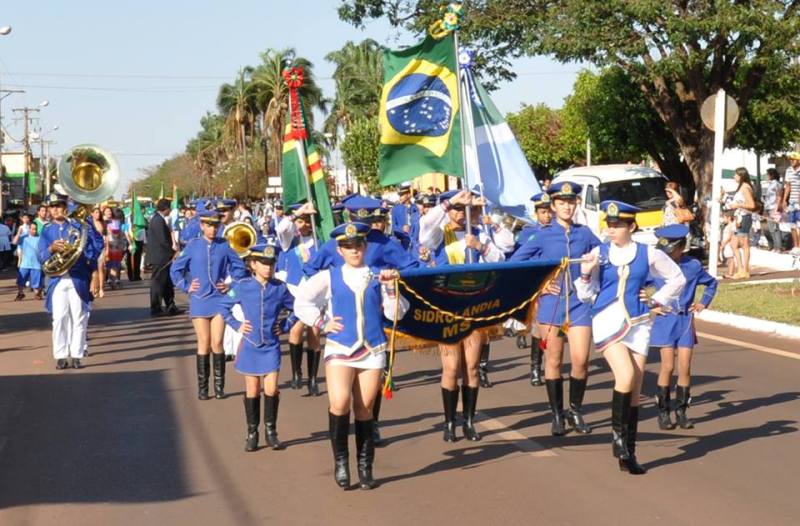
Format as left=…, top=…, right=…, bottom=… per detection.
left=650, top=312, right=697, bottom=349
left=235, top=340, right=281, bottom=376
left=536, top=291, right=592, bottom=328
left=189, top=293, right=226, bottom=318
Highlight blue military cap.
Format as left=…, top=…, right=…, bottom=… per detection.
left=343, top=195, right=387, bottom=221
left=186, top=199, right=197, bottom=209
left=332, top=202, right=345, bottom=212
left=331, top=221, right=370, bottom=242
left=418, top=193, right=437, bottom=207
left=46, top=193, right=68, bottom=206
left=547, top=181, right=582, bottom=200
left=439, top=188, right=479, bottom=202
left=274, top=202, right=284, bottom=210
left=197, top=208, right=221, bottom=223
left=248, top=239, right=280, bottom=261
left=195, top=198, right=211, bottom=212
left=654, top=224, right=689, bottom=252
left=215, top=198, right=236, bottom=211
left=601, top=200, right=641, bottom=222
left=530, top=192, right=552, bottom=209
left=66, top=199, right=81, bottom=217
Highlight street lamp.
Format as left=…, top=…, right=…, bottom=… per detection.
left=0, top=24, right=12, bottom=215
left=40, top=100, right=49, bottom=107
left=0, top=26, right=11, bottom=36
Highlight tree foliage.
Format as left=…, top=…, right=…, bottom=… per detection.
left=340, top=116, right=381, bottom=193
left=338, top=0, right=800, bottom=197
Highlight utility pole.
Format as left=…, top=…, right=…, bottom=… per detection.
left=0, top=87, right=25, bottom=215
left=12, top=106, right=42, bottom=209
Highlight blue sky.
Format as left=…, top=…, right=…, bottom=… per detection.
left=0, top=1, right=579, bottom=192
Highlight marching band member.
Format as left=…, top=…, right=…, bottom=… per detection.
left=222, top=240, right=295, bottom=452
left=38, top=194, right=101, bottom=370
left=170, top=207, right=248, bottom=400
left=304, top=195, right=418, bottom=444
left=525, top=192, right=553, bottom=386
left=178, top=198, right=204, bottom=248
left=510, top=182, right=600, bottom=435
left=294, top=222, right=408, bottom=490
left=650, top=224, right=717, bottom=430
left=418, top=189, right=505, bottom=442
left=391, top=182, right=420, bottom=243
left=412, top=193, right=439, bottom=266
left=266, top=203, right=284, bottom=236
left=576, top=201, right=685, bottom=475
left=216, top=198, right=237, bottom=236
left=276, top=201, right=322, bottom=395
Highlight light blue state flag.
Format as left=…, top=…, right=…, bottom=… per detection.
left=461, top=58, right=540, bottom=219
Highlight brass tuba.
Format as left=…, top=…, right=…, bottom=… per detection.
left=224, top=221, right=258, bottom=257
left=43, top=145, right=121, bottom=276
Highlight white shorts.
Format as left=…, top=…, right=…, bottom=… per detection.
left=324, top=347, right=386, bottom=370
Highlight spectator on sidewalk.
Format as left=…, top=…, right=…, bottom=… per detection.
left=720, top=212, right=737, bottom=278
left=15, top=222, right=43, bottom=301
left=764, top=168, right=784, bottom=252
left=662, top=181, right=686, bottom=226
left=105, top=221, right=127, bottom=290
left=725, top=168, right=756, bottom=279
left=33, top=205, right=49, bottom=233
left=0, top=216, right=13, bottom=271
left=783, top=152, right=800, bottom=254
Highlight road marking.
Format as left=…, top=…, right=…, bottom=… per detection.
left=697, top=332, right=800, bottom=361
left=476, top=411, right=557, bottom=457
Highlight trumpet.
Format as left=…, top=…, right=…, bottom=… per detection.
left=224, top=221, right=258, bottom=257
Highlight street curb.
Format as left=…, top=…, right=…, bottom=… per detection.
left=696, top=309, right=800, bottom=340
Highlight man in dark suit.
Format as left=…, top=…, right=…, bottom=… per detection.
left=145, top=199, right=179, bottom=316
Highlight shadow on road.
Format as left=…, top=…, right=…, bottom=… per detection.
left=0, top=370, right=192, bottom=508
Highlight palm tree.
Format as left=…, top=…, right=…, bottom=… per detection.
left=217, top=68, right=259, bottom=196
left=249, top=48, right=327, bottom=178
left=325, top=39, right=383, bottom=147
left=186, top=112, right=229, bottom=194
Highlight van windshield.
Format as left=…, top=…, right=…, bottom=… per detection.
left=599, top=178, right=667, bottom=210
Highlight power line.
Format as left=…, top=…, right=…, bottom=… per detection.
left=2, top=83, right=219, bottom=93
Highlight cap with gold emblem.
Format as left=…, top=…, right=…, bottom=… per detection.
left=600, top=200, right=641, bottom=222
left=248, top=240, right=280, bottom=261
left=530, top=192, right=551, bottom=209
left=331, top=221, right=370, bottom=242
left=547, top=181, right=583, bottom=200
left=654, top=224, right=689, bottom=252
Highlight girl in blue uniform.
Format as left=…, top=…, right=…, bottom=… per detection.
left=650, top=224, right=718, bottom=430
left=576, top=201, right=685, bottom=475
left=223, top=241, right=295, bottom=452
left=275, top=201, right=322, bottom=395
left=510, top=182, right=601, bottom=436
left=294, top=222, right=408, bottom=491
left=171, top=208, right=248, bottom=400
left=418, top=189, right=505, bottom=443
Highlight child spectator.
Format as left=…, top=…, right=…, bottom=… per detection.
left=720, top=212, right=736, bottom=278
left=15, top=222, right=43, bottom=300
left=105, top=221, right=128, bottom=290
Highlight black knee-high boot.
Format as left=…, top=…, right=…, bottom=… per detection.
left=212, top=353, right=226, bottom=399
left=329, top=412, right=350, bottom=489
left=611, top=390, right=632, bottom=461
left=264, top=394, right=285, bottom=450
left=478, top=343, right=493, bottom=388
left=306, top=349, right=321, bottom=396
left=289, top=343, right=303, bottom=389
left=656, top=384, right=676, bottom=430
left=566, top=376, right=592, bottom=434
left=244, top=396, right=260, bottom=452
left=441, top=387, right=458, bottom=442
left=461, top=385, right=481, bottom=441
left=530, top=338, right=544, bottom=386
left=675, top=385, right=694, bottom=429
left=545, top=378, right=566, bottom=436
left=372, top=392, right=384, bottom=446
left=196, top=354, right=210, bottom=400
left=355, top=419, right=377, bottom=490
left=620, top=406, right=647, bottom=474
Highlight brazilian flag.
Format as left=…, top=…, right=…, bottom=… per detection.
left=379, top=33, right=463, bottom=186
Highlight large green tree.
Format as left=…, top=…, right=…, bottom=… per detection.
left=324, top=39, right=383, bottom=146
left=341, top=116, right=381, bottom=192
left=338, top=0, right=800, bottom=197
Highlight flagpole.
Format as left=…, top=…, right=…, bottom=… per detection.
left=453, top=30, right=474, bottom=263
left=458, top=53, right=493, bottom=239
left=287, top=91, right=319, bottom=248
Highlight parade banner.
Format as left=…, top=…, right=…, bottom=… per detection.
left=281, top=67, right=335, bottom=240
left=461, top=53, right=541, bottom=219
left=392, top=259, right=564, bottom=345
left=379, top=33, right=463, bottom=186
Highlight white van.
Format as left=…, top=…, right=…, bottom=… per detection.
left=551, top=164, right=668, bottom=244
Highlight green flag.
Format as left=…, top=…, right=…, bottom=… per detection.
left=378, top=33, right=463, bottom=186
left=158, top=181, right=165, bottom=200
left=172, top=184, right=179, bottom=211
left=282, top=99, right=335, bottom=240
left=130, top=187, right=146, bottom=254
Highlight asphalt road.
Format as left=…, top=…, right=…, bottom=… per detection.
left=1, top=273, right=798, bottom=525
